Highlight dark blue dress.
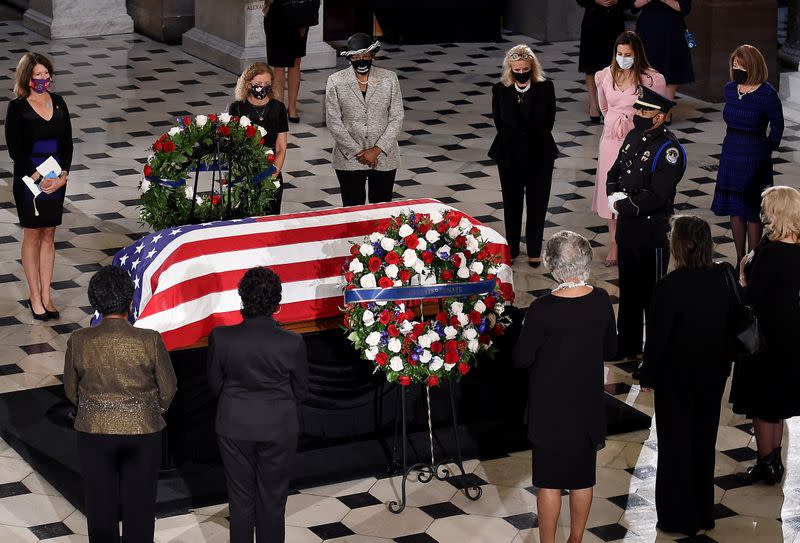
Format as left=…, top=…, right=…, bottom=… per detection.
left=635, top=0, right=694, bottom=85
left=711, top=82, right=783, bottom=222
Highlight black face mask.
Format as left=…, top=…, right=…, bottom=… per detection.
left=513, top=70, right=532, bottom=84
left=351, top=58, right=372, bottom=75
left=732, top=68, right=748, bottom=85
left=250, top=84, right=271, bottom=100
left=633, top=114, right=654, bottom=132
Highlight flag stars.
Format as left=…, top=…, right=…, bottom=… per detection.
left=119, top=254, right=129, bottom=266
left=134, top=243, right=144, bottom=254
left=131, top=258, right=141, bottom=270
left=151, top=233, right=163, bottom=244
left=146, top=249, right=157, bottom=260
left=170, top=228, right=182, bottom=236
left=133, top=276, right=140, bottom=289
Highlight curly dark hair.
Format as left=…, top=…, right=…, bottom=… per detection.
left=88, top=265, right=134, bottom=316
left=239, top=266, right=282, bottom=318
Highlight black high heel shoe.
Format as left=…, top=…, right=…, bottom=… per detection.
left=45, top=307, right=60, bottom=320
left=28, top=300, right=49, bottom=321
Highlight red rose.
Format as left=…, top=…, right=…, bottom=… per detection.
left=445, top=351, right=459, bottom=365
left=385, top=251, right=400, bottom=265
left=232, top=116, right=240, bottom=123
left=368, top=256, right=382, bottom=273
left=208, top=114, right=218, bottom=123
left=427, top=375, right=439, bottom=387
left=404, top=310, right=415, bottom=321
left=398, top=375, right=412, bottom=386
left=412, top=323, right=426, bottom=338
left=436, top=312, right=448, bottom=325
left=158, top=133, right=168, bottom=142
left=464, top=251, right=472, bottom=259
left=218, top=125, right=231, bottom=136
left=211, top=195, right=221, bottom=205
left=183, top=116, right=192, bottom=127
left=344, top=271, right=355, bottom=283
left=163, top=141, right=176, bottom=153
left=457, top=362, right=470, bottom=375
left=484, top=296, right=497, bottom=309
left=245, top=125, right=258, bottom=138
left=469, top=311, right=482, bottom=325
left=259, top=138, right=265, bottom=145
left=405, top=234, right=419, bottom=249
left=451, top=254, right=462, bottom=267
left=399, top=269, right=411, bottom=283
left=449, top=316, right=460, bottom=327
left=493, top=324, right=505, bottom=336
left=345, top=284, right=355, bottom=290
left=441, top=270, right=454, bottom=281
left=500, top=282, right=514, bottom=301
left=469, top=273, right=480, bottom=283
left=471, top=227, right=481, bottom=236
left=476, top=249, right=488, bottom=260
left=422, top=252, right=435, bottom=264
left=350, top=245, right=360, bottom=256
left=431, top=341, right=443, bottom=353
left=377, top=310, right=390, bottom=325
left=448, top=214, right=460, bottom=227
left=437, top=222, right=448, bottom=234
left=445, top=339, right=458, bottom=352
left=143, top=164, right=153, bottom=177
left=375, top=352, right=388, bottom=366
left=454, top=236, right=467, bottom=248
left=418, top=222, right=431, bottom=234
left=387, top=324, right=400, bottom=337
left=379, top=277, right=394, bottom=289
left=479, top=333, right=491, bottom=345
left=153, top=141, right=163, bottom=152
left=408, top=358, right=417, bottom=366
left=267, top=153, right=276, bottom=163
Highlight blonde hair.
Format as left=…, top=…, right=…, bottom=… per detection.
left=761, top=186, right=800, bottom=242
left=501, top=44, right=545, bottom=87
left=234, top=62, right=274, bottom=102
left=14, top=52, right=54, bottom=98
left=730, top=44, right=768, bottom=86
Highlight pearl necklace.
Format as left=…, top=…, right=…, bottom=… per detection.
left=552, top=280, right=589, bottom=293
left=736, top=85, right=754, bottom=100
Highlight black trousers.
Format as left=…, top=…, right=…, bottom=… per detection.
left=617, top=246, right=669, bottom=358
left=265, top=173, right=284, bottom=216
left=498, top=157, right=554, bottom=259
left=218, top=434, right=296, bottom=543
left=76, top=431, right=161, bottom=543
left=335, top=169, right=396, bottom=207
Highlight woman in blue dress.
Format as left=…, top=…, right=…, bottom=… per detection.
left=711, top=45, right=783, bottom=265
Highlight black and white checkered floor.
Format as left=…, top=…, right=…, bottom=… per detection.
left=0, top=13, right=799, bottom=543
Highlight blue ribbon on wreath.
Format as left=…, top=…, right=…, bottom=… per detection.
left=144, top=165, right=277, bottom=189
left=344, top=279, right=496, bottom=304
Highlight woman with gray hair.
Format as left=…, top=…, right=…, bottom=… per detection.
left=489, top=44, right=557, bottom=267
left=513, top=231, right=617, bottom=543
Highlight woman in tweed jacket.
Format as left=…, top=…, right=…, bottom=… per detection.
left=325, top=33, right=404, bottom=206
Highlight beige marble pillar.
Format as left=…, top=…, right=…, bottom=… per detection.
left=24, top=0, right=134, bottom=39
left=127, top=0, right=195, bottom=44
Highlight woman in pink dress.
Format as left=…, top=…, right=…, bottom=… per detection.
left=593, top=31, right=666, bottom=266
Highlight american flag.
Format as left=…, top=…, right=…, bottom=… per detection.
left=108, top=199, right=514, bottom=351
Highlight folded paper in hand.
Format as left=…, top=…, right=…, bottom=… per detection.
left=36, top=156, right=62, bottom=178
left=22, top=175, right=41, bottom=197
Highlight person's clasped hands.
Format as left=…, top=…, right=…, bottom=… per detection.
left=356, top=146, right=381, bottom=168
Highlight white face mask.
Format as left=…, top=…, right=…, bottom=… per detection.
left=616, top=55, right=635, bottom=70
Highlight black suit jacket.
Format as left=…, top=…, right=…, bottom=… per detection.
left=489, top=80, right=557, bottom=169
left=208, top=316, right=309, bottom=441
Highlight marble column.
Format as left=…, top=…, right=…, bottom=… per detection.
left=182, top=0, right=336, bottom=75
left=779, top=0, right=800, bottom=66
left=504, top=0, right=582, bottom=42
left=127, top=0, right=195, bottom=44
left=24, top=0, right=133, bottom=39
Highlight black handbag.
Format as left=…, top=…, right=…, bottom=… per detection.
left=720, top=262, right=766, bottom=356
left=278, top=0, right=320, bottom=28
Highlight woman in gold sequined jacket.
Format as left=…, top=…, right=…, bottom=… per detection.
left=63, top=265, right=177, bottom=543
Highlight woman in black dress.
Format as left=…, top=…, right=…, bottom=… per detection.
left=735, top=186, right=800, bottom=486
left=576, top=0, right=633, bottom=122
left=229, top=63, right=289, bottom=215
left=639, top=216, right=737, bottom=536
left=489, top=44, right=557, bottom=267
left=634, top=0, right=693, bottom=104
left=513, top=231, right=617, bottom=543
left=263, top=0, right=320, bottom=123
left=5, top=52, right=72, bottom=321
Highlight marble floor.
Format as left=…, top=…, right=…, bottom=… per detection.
left=0, top=11, right=799, bottom=543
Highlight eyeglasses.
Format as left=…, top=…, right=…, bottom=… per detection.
left=509, top=52, right=534, bottom=61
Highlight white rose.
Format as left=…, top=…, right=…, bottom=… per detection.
left=381, top=237, right=396, bottom=251
left=376, top=301, right=387, bottom=306
left=413, top=260, right=426, bottom=274
left=359, top=243, right=374, bottom=257
left=495, top=303, right=505, bottom=315
left=468, top=339, right=479, bottom=353
left=273, top=178, right=281, bottom=188
left=470, top=262, right=484, bottom=275
left=362, top=310, right=375, bottom=327
left=366, top=331, right=381, bottom=346
left=459, top=217, right=472, bottom=231
left=385, top=264, right=399, bottom=279
left=425, top=230, right=441, bottom=244
left=195, top=195, right=203, bottom=205
left=349, top=259, right=364, bottom=273
left=218, top=112, right=232, bottom=124
left=398, top=224, right=414, bottom=238
left=417, top=238, right=428, bottom=251
left=444, top=361, right=455, bottom=372
left=420, top=274, right=436, bottom=286
left=450, top=302, right=464, bottom=315
left=430, top=210, right=443, bottom=224
left=370, top=232, right=384, bottom=243
left=184, top=185, right=195, bottom=200
left=437, top=245, right=451, bottom=259
left=195, top=114, right=208, bottom=127
left=474, top=300, right=486, bottom=314
left=388, top=338, right=402, bottom=353
left=444, top=326, right=457, bottom=339
left=239, top=116, right=252, bottom=127
left=360, top=274, right=377, bottom=288
left=430, top=357, right=444, bottom=371
left=418, top=334, right=433, bottom=348
left=464, top=328, right=478, bottom=340
left=426, top=330, right=441, bottom=343
left=389, top=356, right=404, bottom=371
left=257, top=125, right=267, bottom=137
left=402, top=249, right=418, bottom=267
left=420, top=350, right=433, bottom=364
left=457, top=267, right=470, bottom=279
left=466, top=236, right=479, bottom=254
left=140, top=179, right=151, bottom=193
left=457, top=313, right=469, bottom=326
left=448, top=227, right=460, bottom=239
left=400, top=320, right=413, bottom=334
left=365, top=346, right=378, bottom=360
left=488, top=266, right=500, bottom=275
left=168, top=126, right=182, bottom=136
left=394, top=280, right=402, bottom=287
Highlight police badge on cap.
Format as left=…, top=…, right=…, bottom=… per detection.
left=633, top=85, right=677, bottom=113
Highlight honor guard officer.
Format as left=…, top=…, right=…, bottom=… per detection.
left=606, top=85, right=687, bottom=362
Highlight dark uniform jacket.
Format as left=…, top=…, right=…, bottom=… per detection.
left=606, top=125, right=687, bottom=248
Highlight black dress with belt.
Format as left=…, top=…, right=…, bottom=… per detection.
left=228, top=99, right=289, bottom=215
left=264, top=0, right=317, bottom=68
left=635, top=0, right=694, bottom=85
left=5, top=94, right=73, bottom=228
left=576, top=0, right=633, bottom=74
left=640, top=266, right=737, bottom=536
left=489, top=80, right=557, bottom=259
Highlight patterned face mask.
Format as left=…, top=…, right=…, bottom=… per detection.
left=30, top=77, right=51, bottom=94
left=250, top=84, right=271, bottom=100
